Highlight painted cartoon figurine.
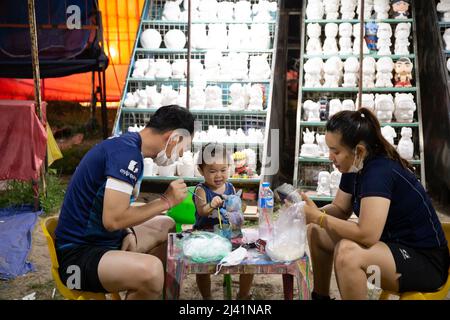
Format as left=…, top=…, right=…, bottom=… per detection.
left=365, top=22, right=379, bottom=51
left=394, top=57, right=413, bottom=87
left=391, top=0, right=410, bottom=19
left=220, top=190, right=244, bottom=235
left=232, top=151, right=254, bottom=178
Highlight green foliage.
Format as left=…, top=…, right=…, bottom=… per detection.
left=0, top=173, right=66, bottom=216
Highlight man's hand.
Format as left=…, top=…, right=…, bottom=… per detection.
left=164, top=179, right=188, bottom=207
left=211, top=196, right=224, bottom=209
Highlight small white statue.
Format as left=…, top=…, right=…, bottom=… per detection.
left=252, top=0, right=277, bottom=22
left=357, top=0, right=374, bottom=19
left=206, top=23, right=228, bottom=50
left=356, top=93, right=375, bottom=112
left=330, top=168, right=342, bottom=197
left=328, top=99, right=342, bottom=118
left=397, top=127, right=414, bottom=160
left=324, top=0, right=340, bottom=19
left=339, top=23, right=353, bottom=55
left=124, top=92, right=137, bottom=108
left=353, top=23, right=370, bottom=55
left=177, top=151, right=196, bottom=177
left=234, top=0, right=253, bottom=21
left=306, top=0, right=325, bottom=20
left=342, top=99, right=356, bottom=111
left=437, top=0, right=450, bottom=22
left=145, top=86, right=162, bottom=109
left=140, top=29, right=162, bottom=49
left=217, top=1, right=234, bottom=21
left=394, top=93, right=416, bottom=123
left=394, top=23, right=411, bottom=55
left=205, top=85, right=223, bottom=109
left=176, top=86, right=187, bottom=108
left=340, top=0, right=357, bottom=20
left=375, top=94, right=395, bottom=123
left=249, top=54, right=271, bottom=80
left=375, top=57, right=394, bottom=88
left=171, top=59, right=187, bottom=79
left=229, top=83, right=246, bottom=110
left=323, top=23, right=339, bottom=55
left=323, top=56, right=343, bottom=88
left=373, top=0, right=390, bottom=20
left=162, top=0, right=182, bottom=21
left=136, top=89, right=148, bottom=109
left=362, top=57, right=376, bottom=88
left=342, top=57, right=359, bottom=88
left=229, top=24, right=250, bottom=50
left=300, top=129, right=321, bottom=157
left=316, top=133, right=329, bottom=157
left=377, top=23, right=393, bottom=56
left=191, top=24, right=208, bottom=49
left=155, top=59, right=172, bottom=79
left=190, top=85, right=206, bottom=109
left=204, top=49, right=222, bottom=80
left=306, top=23, right=323, bottom=55
left=219, top=55, right=233, bottom=80
left=317, top=171, right=331, bottom=196
left=304, top=58, right=324, bottom=88
left=198, top=0, right=218, bottom=20
left=247, top=84, right=264, bottom=111
left=444, top=29, right=450, bottom=50
left=189, top=59, right=205, bottom=81
left=303, top=100, right=321, bottom=122
left=143, top=158, right=155, bottom=177
left=164, top=29, right=186, bottom=49
left=160, top=85, right=179, bottom=106
left=229, top=52, right=249, bottom=80
left=381, top=125, right=397, bottom=146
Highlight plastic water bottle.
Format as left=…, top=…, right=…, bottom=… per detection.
left=258, top=182, right=274, bottom=241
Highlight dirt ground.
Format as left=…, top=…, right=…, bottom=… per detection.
left=1, top=204, right=449, bottom=300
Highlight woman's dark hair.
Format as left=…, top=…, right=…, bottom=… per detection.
left=146, top=105, right=195, bottom=134
left=196, top=143, right=232, bottom=169
left=326, top=108, right=413, bottom=171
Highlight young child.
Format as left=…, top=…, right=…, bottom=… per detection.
left=193, top=143, right=254, bottom=300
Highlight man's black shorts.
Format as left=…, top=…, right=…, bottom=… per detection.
left=387, top=242, right=450, bottom=293
left=57, top=245, right=113, bottom=293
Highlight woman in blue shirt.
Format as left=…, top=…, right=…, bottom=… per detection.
left=302, top=108, right=449, bottom=300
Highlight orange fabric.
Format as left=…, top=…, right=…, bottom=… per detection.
left=0, top=0, right=145, bottom=102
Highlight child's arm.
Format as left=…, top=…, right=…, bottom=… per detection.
left=194, top=188, right=223, bottom=217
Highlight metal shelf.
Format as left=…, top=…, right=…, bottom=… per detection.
left=302, top=87, right=417, bottom=93
left=135, top=48, right=274, bottom=54
left=142, top=19, right=277, bottom=25
left=303, top=54, right=416, bottom=60
left=142, top=176, right=261, bottom=184
left=127, top=78, right=271, bottom=84
left=304, top=18, right=413, bottom=24
left=298, top=157, right=421, bottom=165
left=121, top=107, right=267, bottom=116
left=299, top=121, right=420, bottom=127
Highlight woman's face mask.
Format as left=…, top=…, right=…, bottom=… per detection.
left=348, top=148, right=364, bottom=173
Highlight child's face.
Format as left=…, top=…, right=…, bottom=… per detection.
left=200, top=163, right=229, bottom=188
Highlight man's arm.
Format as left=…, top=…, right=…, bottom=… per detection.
left=102, top=179, right=187, bottom=231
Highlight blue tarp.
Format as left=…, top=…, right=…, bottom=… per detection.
left=0, top=206, right=41, bottom=280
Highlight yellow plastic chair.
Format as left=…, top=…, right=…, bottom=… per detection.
left=380, top=222, right=450, bottom=300
left=41, top=216, right=121, bottom=300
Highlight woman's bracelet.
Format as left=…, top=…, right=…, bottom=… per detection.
left=160, top=194, right=172, bottom=211
left=319, top=210, right=327, bottom=228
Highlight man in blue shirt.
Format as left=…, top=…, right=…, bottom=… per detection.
left=55, top=105, right=195, bottom=299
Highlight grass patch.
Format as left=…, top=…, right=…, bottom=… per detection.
left=0, top=172, right=66, bottom=216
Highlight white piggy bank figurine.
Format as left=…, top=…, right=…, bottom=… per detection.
left=375, top=94, right=395, bottom=123
left=397, top=127, right=414, bottom=160
left=394, top=93, right=416, bottom=123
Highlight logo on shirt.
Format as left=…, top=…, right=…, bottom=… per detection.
left=399, top=248, right=410, bottom=260
left=127, top=160, right=139, bottom=173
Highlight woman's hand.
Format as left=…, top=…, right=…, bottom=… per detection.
left=300, top=192, right=321, bottom=225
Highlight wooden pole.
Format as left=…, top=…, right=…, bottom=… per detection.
left=27, top=0, right=47, bottom=199
left=186, top=0, right=191, bottom=110
left=358, top=0, right=365, bottom=109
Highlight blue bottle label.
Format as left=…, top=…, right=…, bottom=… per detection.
left=259, top=197, right=273, bottom=209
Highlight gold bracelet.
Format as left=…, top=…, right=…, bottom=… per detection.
left=319, top=210, right=327, bottom=228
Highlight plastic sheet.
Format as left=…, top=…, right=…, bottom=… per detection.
left=182, top=231, right=232, bottom=263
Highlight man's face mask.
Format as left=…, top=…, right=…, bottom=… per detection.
left=154, top=132, right=191, bottom=166
left=348, top=148, right=364, bottom=173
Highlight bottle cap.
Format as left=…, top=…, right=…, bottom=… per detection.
left=262, top=182, right=270, bottom=188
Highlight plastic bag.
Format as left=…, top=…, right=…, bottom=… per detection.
left=265, top=202, right=306, bottom=262
left=182, top=231, right=232, bottom=263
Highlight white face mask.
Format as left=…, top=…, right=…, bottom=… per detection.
left=154, top=137, right=180, bottom=166
left=215, top=246, right=247, bottom=275
left=348, top=149, right=364, bottom=173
